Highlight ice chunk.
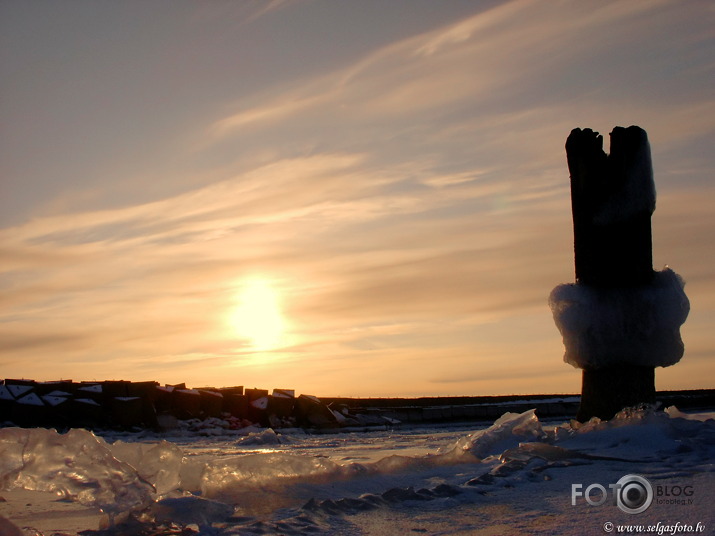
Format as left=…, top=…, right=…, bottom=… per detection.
left=0, top=428, right=30, bottom=486
left=556, top=405, right=715, bottom=464
left=446, top=409, right=544, bottom=460
left=0, top=428, right=153, bottom=514
left=201, top=452, right=348, bottom=496
left=664, top=406, right=715, bottom=422
left=549, top=267, right=689, bottom=368
left=235, top=428, right=284, bottom=446
left=108, top=440, right=184, bottom=497
left=198, top=451, right=360, bottom=511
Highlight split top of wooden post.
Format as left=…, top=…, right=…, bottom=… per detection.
left=566, top=126, right=655, bottom=287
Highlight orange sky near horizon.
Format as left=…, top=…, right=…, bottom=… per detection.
left=1, top=0, right=713, bottom=397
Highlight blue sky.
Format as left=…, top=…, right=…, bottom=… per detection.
left=1, top=0, right=713, bottom=396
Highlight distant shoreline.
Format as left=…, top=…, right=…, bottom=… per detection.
left=321, top=389, right=715, bottom=407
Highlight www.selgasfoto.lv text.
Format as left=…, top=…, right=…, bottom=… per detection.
left=602, top=521, right=705, bottom=534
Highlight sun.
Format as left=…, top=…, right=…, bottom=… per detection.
left=230, top=278, right=286, bottom=351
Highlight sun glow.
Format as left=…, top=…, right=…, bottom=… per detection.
left=231, top=278, right=286, bottom=351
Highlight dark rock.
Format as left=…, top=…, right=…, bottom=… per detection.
left=294, top=394, right=338, bottom=428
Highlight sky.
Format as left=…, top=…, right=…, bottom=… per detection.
left=1, top=0, right=713, bottom=397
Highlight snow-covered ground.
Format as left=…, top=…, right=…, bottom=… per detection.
left=0, top=406, right=713, bottom=535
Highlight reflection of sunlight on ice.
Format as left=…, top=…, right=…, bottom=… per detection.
left=229, top=278, right=288, bottom=352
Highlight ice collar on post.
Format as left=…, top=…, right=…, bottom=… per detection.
left=550, top=267, right=690, bottom=369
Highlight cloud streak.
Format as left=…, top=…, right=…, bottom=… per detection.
left=1, top=0, right=713, bottom=395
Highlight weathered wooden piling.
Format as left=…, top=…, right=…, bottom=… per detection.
left=551, top=126, right=690, bottom=421
left=570, top=126, right=655, bottom=420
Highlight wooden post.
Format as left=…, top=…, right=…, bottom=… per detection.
left=565, top=126, right=656, bottom=421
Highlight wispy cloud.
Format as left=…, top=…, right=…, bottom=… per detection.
left=207, top=0, right=689, bottom=143
left=1, top=0, right=713, bottom=394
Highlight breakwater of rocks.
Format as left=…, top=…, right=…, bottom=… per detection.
left=1, top=378, right=712, bottom=431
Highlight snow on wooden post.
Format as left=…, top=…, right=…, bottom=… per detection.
left=550, top=126, right=690, bottom=421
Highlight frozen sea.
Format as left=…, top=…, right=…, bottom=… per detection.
left=1, top=406, right=713, bottom=535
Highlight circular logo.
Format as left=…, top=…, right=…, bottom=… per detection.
left=615, top=474, right=653, bottom=514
